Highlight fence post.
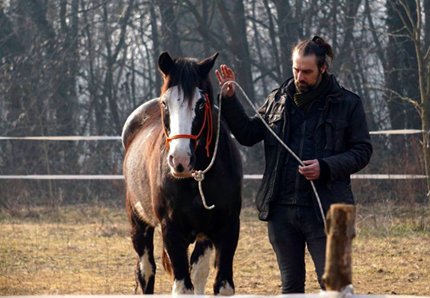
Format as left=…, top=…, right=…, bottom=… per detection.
left=322, top=203, right=356, bottom=291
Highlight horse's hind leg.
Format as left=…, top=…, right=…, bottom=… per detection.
left=129, top=209, right=156, bottom=294
left=190, top=238, right=213, bottom=294
left=213, top=217, right=240, bottom=296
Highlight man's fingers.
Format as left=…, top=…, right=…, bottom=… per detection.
left=303, top=159, right=317, bottom=165
left=221, top=65, right=234, bottom=79
left=222, top=65, right=229, bottom=77
left=215, top=70, right=222, bottom=83
left=299, top=164, right=315, bottom=171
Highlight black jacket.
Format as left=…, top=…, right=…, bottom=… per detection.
left=221, top=75, right=373, bottom=221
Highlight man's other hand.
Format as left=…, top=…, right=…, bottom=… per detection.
left=298, top=159, right=320, bottom=180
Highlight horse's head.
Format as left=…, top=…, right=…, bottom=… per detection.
left=158, top=52, right=219, bottom=178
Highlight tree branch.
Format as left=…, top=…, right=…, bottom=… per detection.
left=387, top=0, right=414, bottom=37
left=366, top=85, right=421, bottom=116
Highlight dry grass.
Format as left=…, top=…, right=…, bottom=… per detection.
left=0, top=203, right=429, bottom=295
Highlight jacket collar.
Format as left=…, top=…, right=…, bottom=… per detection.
left=282, top=74, right=343, bottom=104
left=326, top=74, right=343, bottom=103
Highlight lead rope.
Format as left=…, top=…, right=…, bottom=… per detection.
left=218, top=81, right=326, bottom=228
left=191, top=94, right=224, bottom=210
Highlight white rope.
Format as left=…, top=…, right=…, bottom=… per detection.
left=219, top=81, right=327, bottom=227
left=190, top=91, right=225, bottom=210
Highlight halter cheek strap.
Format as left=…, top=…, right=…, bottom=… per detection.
left=161, top=94, right=213, bottom=157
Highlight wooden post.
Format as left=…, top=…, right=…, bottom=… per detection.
left=322, top=204, right=356, bottom=291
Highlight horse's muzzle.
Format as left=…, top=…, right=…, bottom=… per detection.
left=167, top=153, right=194, bottom=178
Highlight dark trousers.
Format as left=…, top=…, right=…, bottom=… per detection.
left=268, top=204, right=326, bottom=294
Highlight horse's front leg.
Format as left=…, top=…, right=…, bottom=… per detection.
left=213, top=216, right=240, bottom=296
left=161, top=220, right=194, bottom=294
left=190, top=238, right=213, bottom=294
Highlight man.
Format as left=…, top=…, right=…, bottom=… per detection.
left=215, top=36, right=372, bottom=293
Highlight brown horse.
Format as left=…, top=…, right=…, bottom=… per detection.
left=122, top=52, right=242, bottom=295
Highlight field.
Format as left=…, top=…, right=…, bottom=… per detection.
left=0, top=202, right=429, bottom=296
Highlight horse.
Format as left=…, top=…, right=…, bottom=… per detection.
left=122, top=52, right=243, bottom=295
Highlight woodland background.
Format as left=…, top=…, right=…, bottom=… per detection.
left=0, top=0, right=429, bottom=208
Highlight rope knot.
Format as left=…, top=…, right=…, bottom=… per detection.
left=192, top=170, right=205, bottom=182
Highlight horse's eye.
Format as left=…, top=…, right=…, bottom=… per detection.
left=161, top=101, right=167, bottom=110
left=199, top=103, right=205, bottom=110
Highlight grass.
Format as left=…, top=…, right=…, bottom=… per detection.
left=0, top=202, right=429, bottom=295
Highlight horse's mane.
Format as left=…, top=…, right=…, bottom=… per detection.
left=160, top=57, right=214, bottom=107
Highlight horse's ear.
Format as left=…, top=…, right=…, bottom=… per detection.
left=198, top=52, right=219, bottom=78
left=158, top=52, right=174, bottom=76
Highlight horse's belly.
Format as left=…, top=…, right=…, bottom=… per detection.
left=132, top=198, right=159, bottom=227
left=124, top=126, right=161, bottom=227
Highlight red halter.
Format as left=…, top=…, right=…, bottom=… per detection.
left=161, top=93, right=213, bottom=157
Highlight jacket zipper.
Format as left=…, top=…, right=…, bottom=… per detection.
left=294, top=121, right=307, bottom=202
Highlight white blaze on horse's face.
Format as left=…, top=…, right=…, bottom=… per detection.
left=162, top=86, right=203, bottom=178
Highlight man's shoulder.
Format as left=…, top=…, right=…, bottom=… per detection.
left=340, top=86, right=360, bottom=100
left=264, top=88, right=280, bottom=104
left=330, top=75, right=361, bottom=103
left=266, top=77, right=294, bottom=101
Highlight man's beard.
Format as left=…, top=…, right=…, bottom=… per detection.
left=295, top=72, right=322, bottom=93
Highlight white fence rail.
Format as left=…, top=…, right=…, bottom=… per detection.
left=0, top=130, right=427, bottom=180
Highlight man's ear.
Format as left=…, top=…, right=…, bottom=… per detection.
left=320, top=63, right=327, bottom=74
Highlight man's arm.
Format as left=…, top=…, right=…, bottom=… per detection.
left=216, top=65, right=266, bottom=147
left=221, top=93, right=267, bottom=146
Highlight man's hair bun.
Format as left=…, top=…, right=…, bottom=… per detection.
left=292, top=35, right=335, bottom=70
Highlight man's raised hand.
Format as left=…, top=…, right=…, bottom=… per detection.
left=215, top=65, right=236, bottom=98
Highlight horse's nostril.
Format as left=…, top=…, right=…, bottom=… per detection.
left=176, top=164, right=184, bottom=173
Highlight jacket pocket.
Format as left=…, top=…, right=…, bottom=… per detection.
left=324, top=118, right=348, bottom=152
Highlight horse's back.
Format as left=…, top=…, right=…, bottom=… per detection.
left=122, top=98, right=160, bottom=150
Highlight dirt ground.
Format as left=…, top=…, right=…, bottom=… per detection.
left=0, top=203, right=429, bottom=296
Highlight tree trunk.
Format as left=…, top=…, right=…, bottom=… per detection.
left=385, top=0, right=420, bottom=130
left=158, top=0, right=183, bottom=56
left=424, top=0, right=430, bottom=52
left=252, top=0, right=268, bottom=96
left=273, top=0, right=295, bottom=79
left=150, top=2, right=162, bottom=95
left=215, top=0, right=255, bottom=106
left=263, top=0, right=281, bottom=81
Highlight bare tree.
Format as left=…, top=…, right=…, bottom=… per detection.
left=386, top=0, right=430, bottom=198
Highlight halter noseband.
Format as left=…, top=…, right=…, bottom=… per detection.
left=161, top=93, right=213, bottom=157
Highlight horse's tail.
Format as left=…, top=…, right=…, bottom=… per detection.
left=162, top=247, right=173, bottom=277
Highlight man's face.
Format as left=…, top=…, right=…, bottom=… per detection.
left=292, top=52, right=326, bottom=93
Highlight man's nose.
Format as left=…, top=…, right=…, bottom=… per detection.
left=297, top=71, right=303, bottom=81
